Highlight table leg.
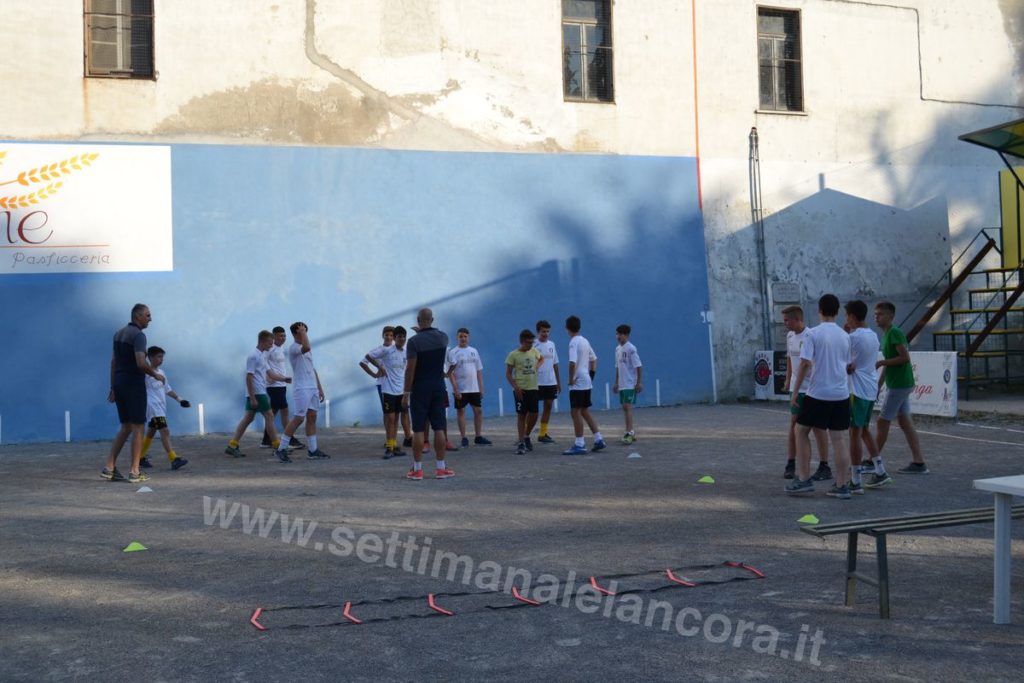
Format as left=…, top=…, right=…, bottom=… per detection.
left=994, top=492, right=1012, bottom=624
left=845, top=532, right=858, bottom=607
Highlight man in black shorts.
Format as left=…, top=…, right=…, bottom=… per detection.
left=402, top=308, right=454, bottom=480
left=786, top=294, right=853, bottom=498
left=103, top=303, right=165, bottom=483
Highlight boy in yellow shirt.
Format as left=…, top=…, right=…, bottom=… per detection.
left=506, top=329, right=544, bottom=455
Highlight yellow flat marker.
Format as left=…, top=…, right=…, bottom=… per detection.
left=122, top=542, right=147, bottom=553
left=798, top=514, right=820, bottom=525
left=698, top=475, right=715, bottom=484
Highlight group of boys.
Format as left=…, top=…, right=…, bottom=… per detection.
left=783, top=295, right=927, bottom=499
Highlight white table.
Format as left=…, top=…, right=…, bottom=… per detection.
left=972, top=474, right=1024, bottom=624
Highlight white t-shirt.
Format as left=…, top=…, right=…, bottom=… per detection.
left=145, top=370, right=172, bottom=421
left=245, top=348, right=269, bottom=396
left=615, top=341, right=643, bottom=390
left=567, top=335, right=595, bottom=390
left=366, top=343, right=390, bottom=386
left=267, top=342, right=288, bottom=388
left=786, top=329, right=811, bottom=394
left=533, top=340, right=559, bottom=386
left=800, top=323, right=851, bottom=401
left=288, top=342, right=317, bottom=390
left=848, top=327, right=881, bottom=401
left=370, top=344, right=406, bottom=395
left=446, top=346, right=483, bottom=393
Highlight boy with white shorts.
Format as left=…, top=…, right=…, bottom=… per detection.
left=275, top=322, right=328, bottom=462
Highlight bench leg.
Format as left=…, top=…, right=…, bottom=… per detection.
left=845, top=532, right=859, bottom=607
left=876, top=534, right=890, bottom=619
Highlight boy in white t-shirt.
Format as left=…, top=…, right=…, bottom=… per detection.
left=226, top=331, right=289, bottom=458
left=447, top=328, right=491, bottom=448
left=360, top=326, right=395, bottom=452
left=364, top=326, right=410, bottom=459
left=275, top=322, right=328, bottom=462
left=844, top=300, right=881, bottom=495
left=262, top=326, right=301, bottom=450
left=533, top=320, right=561, bottom=444
left=613, top=324, right=643, bottom=444
left=786, top=294, right=852, bottom=498
left=563, top=315, right=606, bottom=455
left=782, top=306, right=831, bottom=481
left=139, top=346, right=190, bottom=471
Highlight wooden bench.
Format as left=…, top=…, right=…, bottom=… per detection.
left=800, top=505, right=1024, bottom=618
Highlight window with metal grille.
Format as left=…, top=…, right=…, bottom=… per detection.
left=562, top=0, right=613, bottom=102
left=85, top=0, right=154, bottom=78
left=757, top=7, right=802, bottom=111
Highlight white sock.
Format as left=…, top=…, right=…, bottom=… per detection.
left=851, top=467, right=862, bottom=485
left=308, top=435, right=318, bottom=453
left=413, top=461, right=422, bottom=471
left=575, top=436, right=585, bottom=448
left=437, top=459, right=446, bottom=469
left=874, top=457, right=887, bottom=475
left=593, top=431, right=603, bottom=443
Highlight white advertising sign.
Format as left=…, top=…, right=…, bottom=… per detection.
left=0, top=144, right=172, bottom=273
left=877, top=351, right=957, bottom=418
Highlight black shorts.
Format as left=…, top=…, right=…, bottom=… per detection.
left=114, top=377, right=146, bottom=425
left=796, top=395, right=851, bottom=431
left=380, top=393, right=403, bottom=415
left=569, top=389, right=592, bottom=409
left=267, top=386, right=288, bottom=411
left=148, top=416, right=168, bottom=430
left=410, top=390, right=447, bottom=432
left=538, top=385, right=558, bottom=401
left=455, top=392, right=481, bottom=409
left=515, top=389, right=540, bottom=415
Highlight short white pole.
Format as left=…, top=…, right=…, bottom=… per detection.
left=553, top=398, right=559, bottom=413
left=605, top=383, right=611, bottom=410
left=65, top=411, right=71, bottom=442
left=656, top=379, right=661, bottom=407
left=0, top=413, right=3, bottom=444
left=498, top=388, right=504, bottom=417
left=198, top=403, right=206, bottom=436
left=325, top=399, right=331, bottom=428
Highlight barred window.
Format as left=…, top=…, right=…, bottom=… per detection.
left=85, top=0, right=154, bottom=78
left=562, top=0, right=613, bottom=103
left=757, top=7, right=802, bottom=111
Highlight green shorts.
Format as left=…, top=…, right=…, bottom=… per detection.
left=789, top=392, right=806, bottom=416
left=850, top=396, right=874, bottom=428
left=245, top=394, right=272, bottom=413
left=619, top=389, right=637, bottom=405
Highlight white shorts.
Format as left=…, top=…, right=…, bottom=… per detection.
left=293, top=387, right=320, bottom=415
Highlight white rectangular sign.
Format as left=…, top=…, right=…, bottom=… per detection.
left=878, top=351, right=957, bottom=418
left=0, top=144, right=172, bottom=273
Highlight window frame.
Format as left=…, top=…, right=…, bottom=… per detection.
left=756, top=5, right=804, bottom=113
left=561, top=0, right=615, bottom=104
left=83, top=0, right=156, bottom=80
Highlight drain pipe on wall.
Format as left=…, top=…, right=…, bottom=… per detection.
left=749, top=127, right=772, bottom=349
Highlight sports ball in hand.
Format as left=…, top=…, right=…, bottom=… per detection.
left=180, top=400, right=191, bottom=408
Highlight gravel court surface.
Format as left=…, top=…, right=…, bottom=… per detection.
left=1, top=402, right=1022, bottom=682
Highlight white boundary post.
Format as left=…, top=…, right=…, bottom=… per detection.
left=325, top=399, right=331, bottom=428
left=498, top=388, right=504, bottom=417
left=605, top=383, right=611, bottom=410
left=65, top=411, right=71, bottom=442
left=0, top=413, right=3, bottom=444
left=198, top=403, right=206, bottom=436
left=553, top=398, right=559, bottom=413
left=656, top=379, right=662, bottom=407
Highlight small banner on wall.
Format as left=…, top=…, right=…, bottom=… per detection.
left=0, top=144, right=172, bottom=274
left=755, top=350, right=958, bottom=417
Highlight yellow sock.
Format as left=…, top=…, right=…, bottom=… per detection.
left=387, top=439, right=396, bottom=450
left=539, top=423, right=549, bottom=437
left=229, top=439, right=239, bottom=448
left=168, top=450, right=177, bottom=462
left=141, top=436, right=153, bottom=456
left=272, top=439, right=281, bottom=449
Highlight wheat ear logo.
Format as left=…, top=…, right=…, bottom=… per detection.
left=0, top=151, right=100, bottom=209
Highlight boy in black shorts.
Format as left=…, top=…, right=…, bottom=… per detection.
left=506, top=329, right=544, bottom=454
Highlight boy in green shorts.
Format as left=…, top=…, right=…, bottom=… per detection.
left=844, top=300, right=881, bottom=494
left=226, top=330, right=290, bottom=457
left=871, top=301, right=926, bottom=481
left=506, top=329, right=544, bottom=454
left=139, top=346, right=190, bottom=471
left=613, top=324, right=643, bottom=444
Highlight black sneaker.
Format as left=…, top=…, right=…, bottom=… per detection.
left=382, top=449, right=396, bottom=460
left=307, top=449, right=329, bottom=459
left=826, top=484, right=851, bottom=500
left=783, top=460, right=796, bottom=479
left=403, top=437, right=413, bottom=448
left=391, top=448, right=407, bottom=458
left=275, top=449, right=292, bottom=463
left=864, top=472, right=894, bottom=488
left=101, top=467, right=126, bottom=482
left=139, top=457, right=153, bottom=469
left=515, top=442, right=527, bottom=455
left=474, top=436, right=492, bottom=445
left=524, top=437, right=533, bottom=452
left=461, top=436, right=470, bottom=448
left=260, top=437, right=272, bottom=448
left=898, top=462, right=929, bottom=474
left=538, top=435, right=555, bottom=444
left=171, top=457, right=188, bottom=471
left=127, top=471, right=149, bottom=484
left=809, top=463, right=833, bottom=482
left=289, top=437, right=305, bottom=449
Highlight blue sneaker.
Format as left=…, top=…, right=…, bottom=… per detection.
left=562, top=445, right=588, bottom=456
left=591, top=439, right=607, bottom=452
left=785, top=479, right=814, bottom=495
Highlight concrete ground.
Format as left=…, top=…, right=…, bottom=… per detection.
left=2, top=402, right=1023, bottom=682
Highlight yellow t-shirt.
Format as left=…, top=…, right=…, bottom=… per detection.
left=506, top=348, right=542, bottom=391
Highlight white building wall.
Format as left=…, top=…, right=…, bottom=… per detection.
left=2, top=0, right=1022, bottom=399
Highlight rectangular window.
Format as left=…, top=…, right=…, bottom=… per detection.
left=757, top=7, right=802, bottom=111
left=562, top=0, right=613, bottom=102
left=85, top=0, right=154, bottom=78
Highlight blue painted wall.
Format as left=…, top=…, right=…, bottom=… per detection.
left=0, top=144, right=712, bottom=443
